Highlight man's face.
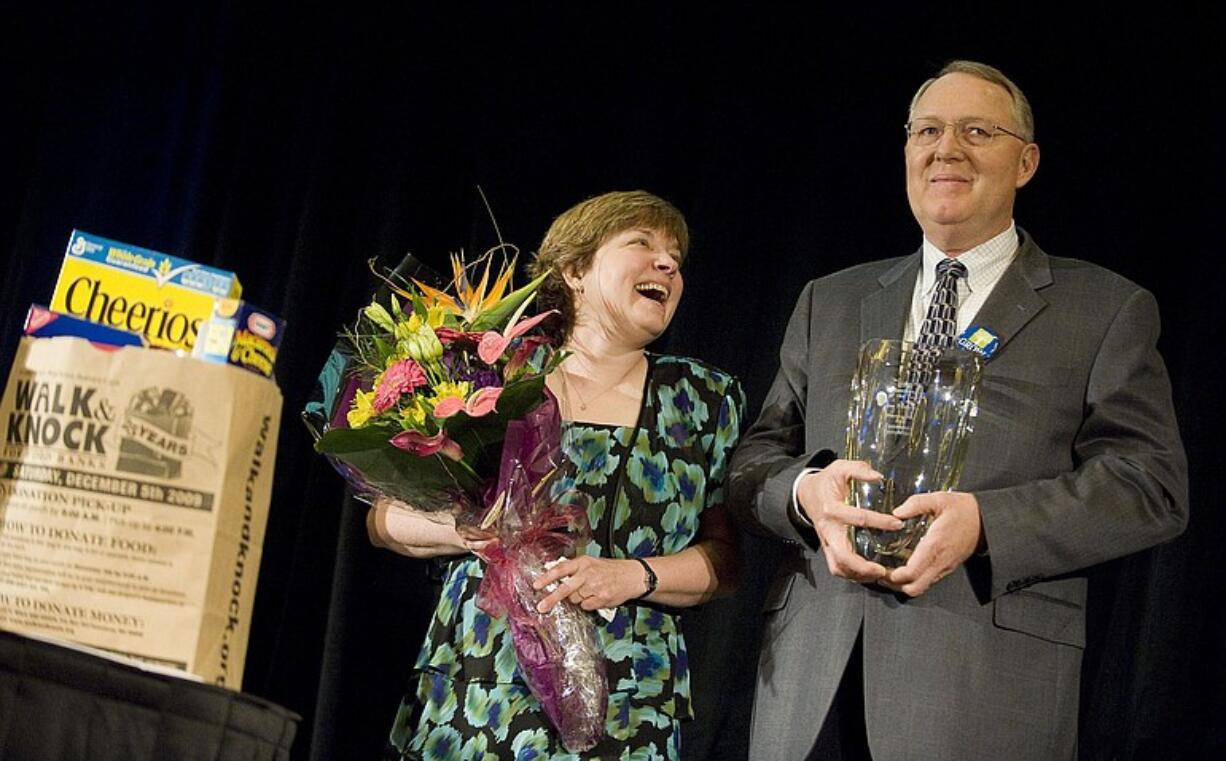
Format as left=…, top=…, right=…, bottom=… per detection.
left=905, top=72, right=1039, bottom=252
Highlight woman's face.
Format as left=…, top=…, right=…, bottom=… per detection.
left=571, top=226, right=684, bottom=348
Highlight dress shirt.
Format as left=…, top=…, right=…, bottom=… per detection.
left=903, top=223, right=1019, bottom=341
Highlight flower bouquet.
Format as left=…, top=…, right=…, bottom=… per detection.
left=304, top=250, right=562, bottom=513
left=302, top=249, right=607, bottom=751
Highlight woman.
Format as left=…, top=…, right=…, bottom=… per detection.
left=371, top=190, right=745, bottom=760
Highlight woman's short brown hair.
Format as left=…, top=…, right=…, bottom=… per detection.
left=529, top=190, right=689, bottom=344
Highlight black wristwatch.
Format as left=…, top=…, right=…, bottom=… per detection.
left=633, top=557, right=658, bottom=599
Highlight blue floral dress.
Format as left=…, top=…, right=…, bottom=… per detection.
left=385, top=354, right=745, bottom=761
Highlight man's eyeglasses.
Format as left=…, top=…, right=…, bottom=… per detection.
left=904, top=118, right=1028, bottom=148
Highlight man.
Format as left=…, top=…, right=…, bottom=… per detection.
left=728, top=60, right=1188, bottom=760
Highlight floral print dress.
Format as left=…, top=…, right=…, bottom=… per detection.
left=385, top=354, right=745, bottom=761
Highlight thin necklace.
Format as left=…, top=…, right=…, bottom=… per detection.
left=559, top=353, right=644, bottom=412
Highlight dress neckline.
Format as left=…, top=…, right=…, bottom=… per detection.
left=559, top=352, right=655, bottom=430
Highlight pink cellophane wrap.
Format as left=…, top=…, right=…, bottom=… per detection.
left=471, top=393, right=607, bottom=752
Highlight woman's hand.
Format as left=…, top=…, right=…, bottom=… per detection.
left=367, top=495, right=491, bottom=558
left=532, top=555, right=648, bottom=613
left=527, top=505, right=743, bottom=613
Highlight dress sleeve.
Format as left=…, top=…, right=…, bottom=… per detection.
left=703, top=374, right=747, bottom=513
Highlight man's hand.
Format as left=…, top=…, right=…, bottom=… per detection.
left=796, top=459, right=903, bottom=584
left=882, top=490, right=982, bottom=597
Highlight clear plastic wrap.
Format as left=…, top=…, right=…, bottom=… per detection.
left=470, top=393, right=607, bottom=752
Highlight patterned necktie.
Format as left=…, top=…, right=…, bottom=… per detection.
left=916, top=257, right=968, bottom=352
left=892, top=257, right=968, bottom=431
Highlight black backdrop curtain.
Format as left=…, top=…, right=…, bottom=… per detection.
left=2, top=5, right=1222, bottom=760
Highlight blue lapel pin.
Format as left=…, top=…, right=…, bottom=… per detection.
left=956, top=325, right=1001, bottom=360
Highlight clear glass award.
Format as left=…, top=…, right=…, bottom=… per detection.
left=845, top=339, right=982, bottom=567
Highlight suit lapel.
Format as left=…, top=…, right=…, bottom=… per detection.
left=860, top=232, right=1053, bottom=351
left=966, top=231, right=1051, bottom=356
left=862, top=254, right=919, bottom=343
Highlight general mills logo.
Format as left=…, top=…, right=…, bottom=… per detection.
left=69, top=233, right=103, bottom=257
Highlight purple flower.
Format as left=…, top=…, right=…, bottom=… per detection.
left=463, top=368, right=502, bottom=389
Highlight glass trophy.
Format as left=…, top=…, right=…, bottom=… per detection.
left=845, top=339, right=982, bottom=567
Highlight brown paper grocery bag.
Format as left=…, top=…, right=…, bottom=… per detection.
left=0, top=336, right=281, bottom=688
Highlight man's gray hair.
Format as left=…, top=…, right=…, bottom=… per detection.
left=908, top=60, right=1035, bottom=142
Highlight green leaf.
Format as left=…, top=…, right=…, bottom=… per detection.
left=539, top=349, right=568, bottom=375
left=372, top=336, right=394, bottom=365
left=497, top=375, right=548, bottom=418
left=315, top=425, right=483, bottom=502
left=314, top=424, right=397, bottom=454
left=469, top=271, right=549, bottom=332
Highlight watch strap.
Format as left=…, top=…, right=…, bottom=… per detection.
left=633, top=557, right=658, bottom=599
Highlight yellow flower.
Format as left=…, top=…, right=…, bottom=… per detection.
left=430, top=381, right=471, bottom=413
left=399, top=397, right=429, bottom=428
left=392, top=311, right=443, bottom=348
left=432, top=381, right=471, bottom=401
left=346, top=389, right=377, bottom=428
left=395, top=315, right=422, bottom=340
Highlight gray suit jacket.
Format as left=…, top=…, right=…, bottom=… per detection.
left=728, top=232, right=1188, bottom=761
